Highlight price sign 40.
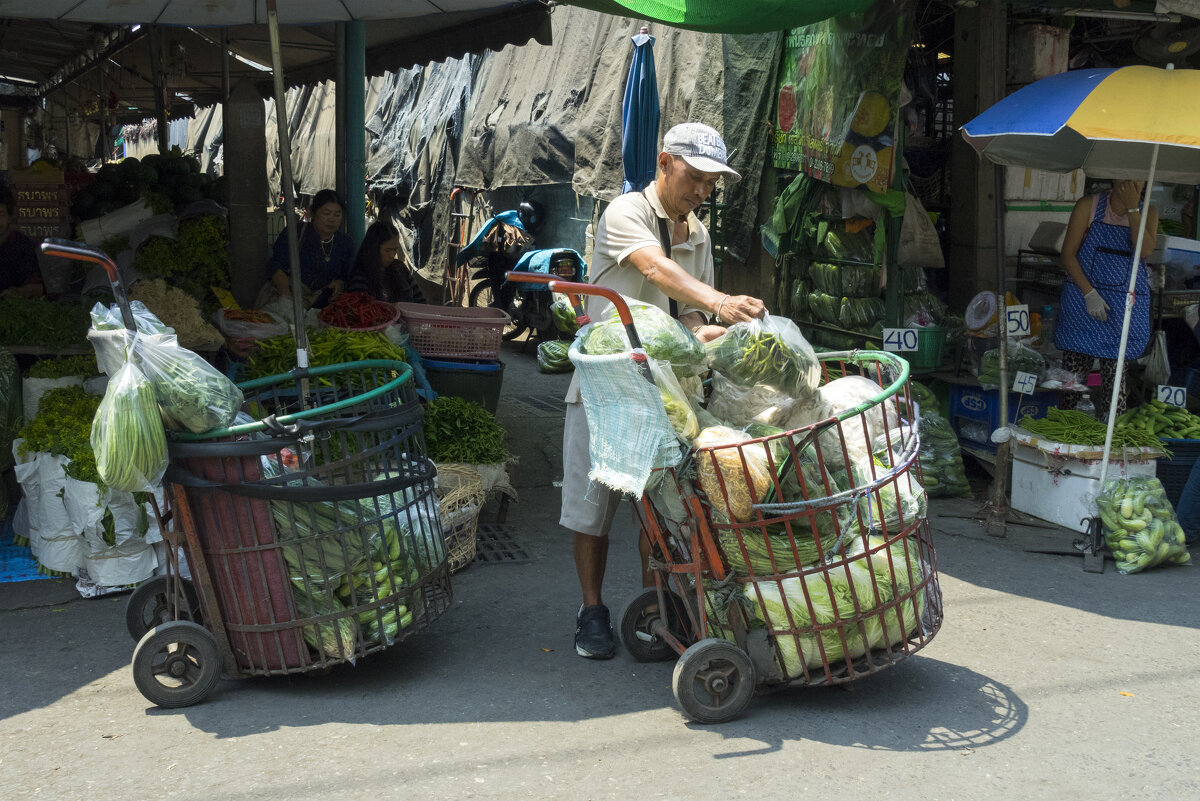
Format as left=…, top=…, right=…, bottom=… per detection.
left=883, top=328, right=919, bottom=352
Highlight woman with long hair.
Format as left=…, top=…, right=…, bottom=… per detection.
left=347, top=219, right=425, bottom=304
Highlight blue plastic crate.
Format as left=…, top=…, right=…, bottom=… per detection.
left=949, top=384, right=1059, bottom=452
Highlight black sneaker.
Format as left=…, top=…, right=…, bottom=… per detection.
left=575, top=604, right=615, bottom=659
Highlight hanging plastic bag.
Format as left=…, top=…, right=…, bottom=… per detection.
left=132, top=332, right=244, bottom=433
left=705, top=314, right=821, bottom=400
left=648, top=358, right=698, bottom=442
left=1141, top=330, right=1170, bottom=386
left=92, top=361, right=168, bottom=493
left=976, top=339, right=1046, bottom=389
left=1096, top=476, right=1190, bottom=574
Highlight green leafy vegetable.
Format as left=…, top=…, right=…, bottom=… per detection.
left=0, top=296, right=91, bottom=348
left=25, top=355, right=100, bottom=380
left=17, top=385, right=102, bottom=484
left=423, top=396, right=508, bottom=464
left=581, top=301, right=705, bottom=376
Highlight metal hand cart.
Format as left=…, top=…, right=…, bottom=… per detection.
left=43, top=239, right=452, bottom=708
left=511, top=275, right=943, bottom=723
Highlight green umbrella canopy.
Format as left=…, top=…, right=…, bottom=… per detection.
left=561, top=0, right=873, bottom=34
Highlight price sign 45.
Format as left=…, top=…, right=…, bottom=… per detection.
left=883, top=328, right=919, bottom=352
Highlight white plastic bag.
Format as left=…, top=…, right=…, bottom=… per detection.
left=22, top=377, right=83, bottom=420
left=35, top=452, right=81, bottom=575
left=705, top=314, right=821, bottom=400
left=705, top=371, right=797, bottom=428
left=92, top=362, right=168, bottom=493
left=132, top=332, right=243, bottom=433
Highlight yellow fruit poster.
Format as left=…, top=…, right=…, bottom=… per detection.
left=771, top=0, right=912, bottom=192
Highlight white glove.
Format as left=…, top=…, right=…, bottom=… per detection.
left=1084, top=289, right=1110, bottom=322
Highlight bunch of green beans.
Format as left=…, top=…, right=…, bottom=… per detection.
left=1018, top=407, right=1164, bottom=451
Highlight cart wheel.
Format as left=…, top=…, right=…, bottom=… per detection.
left=126, top=576, right=202, bottom=641
left=619, top=587, right=690, bottom=662
left=672, top=638, right=756, bottom=724
left=132, top=621, right=222, bottom=708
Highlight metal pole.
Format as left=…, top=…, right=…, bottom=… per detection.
left=266, top=0, right=309, bottom=364
left=987, top=162, right=1011, bottom=531
left=1098, top=142, right=1161, bottom=488
left=335, top=25, right=347, bottom=204
left=220, top=28, right=230, bottom=102
left=345, top=20, right=367, bottom=244
left=148, top=26, right=170, bottom=153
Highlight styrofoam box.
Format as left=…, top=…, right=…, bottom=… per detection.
left=1149, top=235, right=1200, bottom=268
left=1011, top=444, right=1157, bottom=531
left=1004, top=167, right=1085, bottom=202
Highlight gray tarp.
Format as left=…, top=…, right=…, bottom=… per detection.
left=456, top=5, right=782, bottom=263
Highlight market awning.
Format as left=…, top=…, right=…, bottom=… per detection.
left=0, top=2, right=552, bottom=119
left=558, top=0, right=875, bottom=34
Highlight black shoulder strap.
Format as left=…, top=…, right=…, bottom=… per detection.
left=644, top=189, right=679, bottom=319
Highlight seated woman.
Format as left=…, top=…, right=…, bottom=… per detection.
left=264, top=189, right=355, bottom=308
left=0, top=187, right=44, bottom=299
left=347, top=219, right=425, bottom=304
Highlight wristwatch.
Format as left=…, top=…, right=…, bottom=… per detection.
left=1127, top=207, right=1140, bottom=214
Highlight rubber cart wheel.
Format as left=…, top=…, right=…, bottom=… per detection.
left=671, top=638, right=756, bottom=724
left=619, top=587, right=691, bottom=663
left=468, top=280, right=528, bottom=341
left=132, top=621, right=222, bottom=708
left=126, top=576, right=202, bottom=641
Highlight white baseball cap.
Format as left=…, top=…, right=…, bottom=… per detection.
left=662, top=122, right=741, bottom=183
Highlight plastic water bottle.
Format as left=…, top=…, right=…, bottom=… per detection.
left=1041, top=305, right=1055, bottom=349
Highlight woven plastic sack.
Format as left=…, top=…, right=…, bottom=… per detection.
left=569, top=339, right=682, bottom=497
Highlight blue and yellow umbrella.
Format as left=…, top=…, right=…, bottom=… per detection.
left=962, top=65, right=1200, bottom=183
left=963, top=64, right=1200, bottom=488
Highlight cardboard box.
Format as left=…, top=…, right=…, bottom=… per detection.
left=1008, top=24, right=1070, bottom=85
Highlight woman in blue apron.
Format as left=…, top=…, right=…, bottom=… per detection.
left=1056, top=179, right=1158, bottom=419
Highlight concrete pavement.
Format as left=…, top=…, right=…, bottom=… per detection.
left=1, top=341, right=1197, bottom=801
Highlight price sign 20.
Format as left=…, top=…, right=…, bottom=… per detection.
left=1157, top=385, right=1187, bottom=408
left=883, top=328, right=919, bottom=352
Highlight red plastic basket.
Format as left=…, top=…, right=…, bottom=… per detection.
left=395, top=302, right=507, bottom=360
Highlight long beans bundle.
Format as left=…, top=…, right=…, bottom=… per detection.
left=91, top=362, right=168, bottom=492
left=1018, top=407, right=1163, bottom=451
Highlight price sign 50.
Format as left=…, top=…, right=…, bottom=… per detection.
left=883, top=328, right=919, bottom=352
left=1006, top=304, right=1030, bottom=337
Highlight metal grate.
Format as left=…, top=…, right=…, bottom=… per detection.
left=474, top=523, right=531, bottom=564
left=502, top=395, right=566, bottom=418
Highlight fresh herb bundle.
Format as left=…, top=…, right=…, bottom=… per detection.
left=25, top=355, right=100, bottom=379
left=422, top=396, right=508, bottom=465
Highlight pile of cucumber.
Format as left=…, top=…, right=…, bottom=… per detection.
left=1118, top=400, right=1200, bottom=440
left=1096, top=476, right=1191, bottom=574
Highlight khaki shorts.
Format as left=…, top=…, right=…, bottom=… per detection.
left=559, top=401, right=624, bottom=537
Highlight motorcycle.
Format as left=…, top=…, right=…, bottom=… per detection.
left=460, top=204, right=585, bottom=343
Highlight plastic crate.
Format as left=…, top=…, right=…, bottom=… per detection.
left=908, top=326, right=946, bottom=370
left=396, top=302, right=507, bottom=360
left=424, top=358, right=504, bottom=413
left=1156, top=439, right=1200, bottom=508
left=948, top=384, right=1058, bottom=452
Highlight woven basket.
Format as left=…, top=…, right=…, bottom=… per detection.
left=436, top=464, right=486, bottom=573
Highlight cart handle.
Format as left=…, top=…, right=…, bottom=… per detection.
left=41, top=237, right=137, bottom=332
left=505, top=273, right=641, bottom=351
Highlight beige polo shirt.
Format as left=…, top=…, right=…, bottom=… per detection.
left=565, top=182, right=714, bottom=403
